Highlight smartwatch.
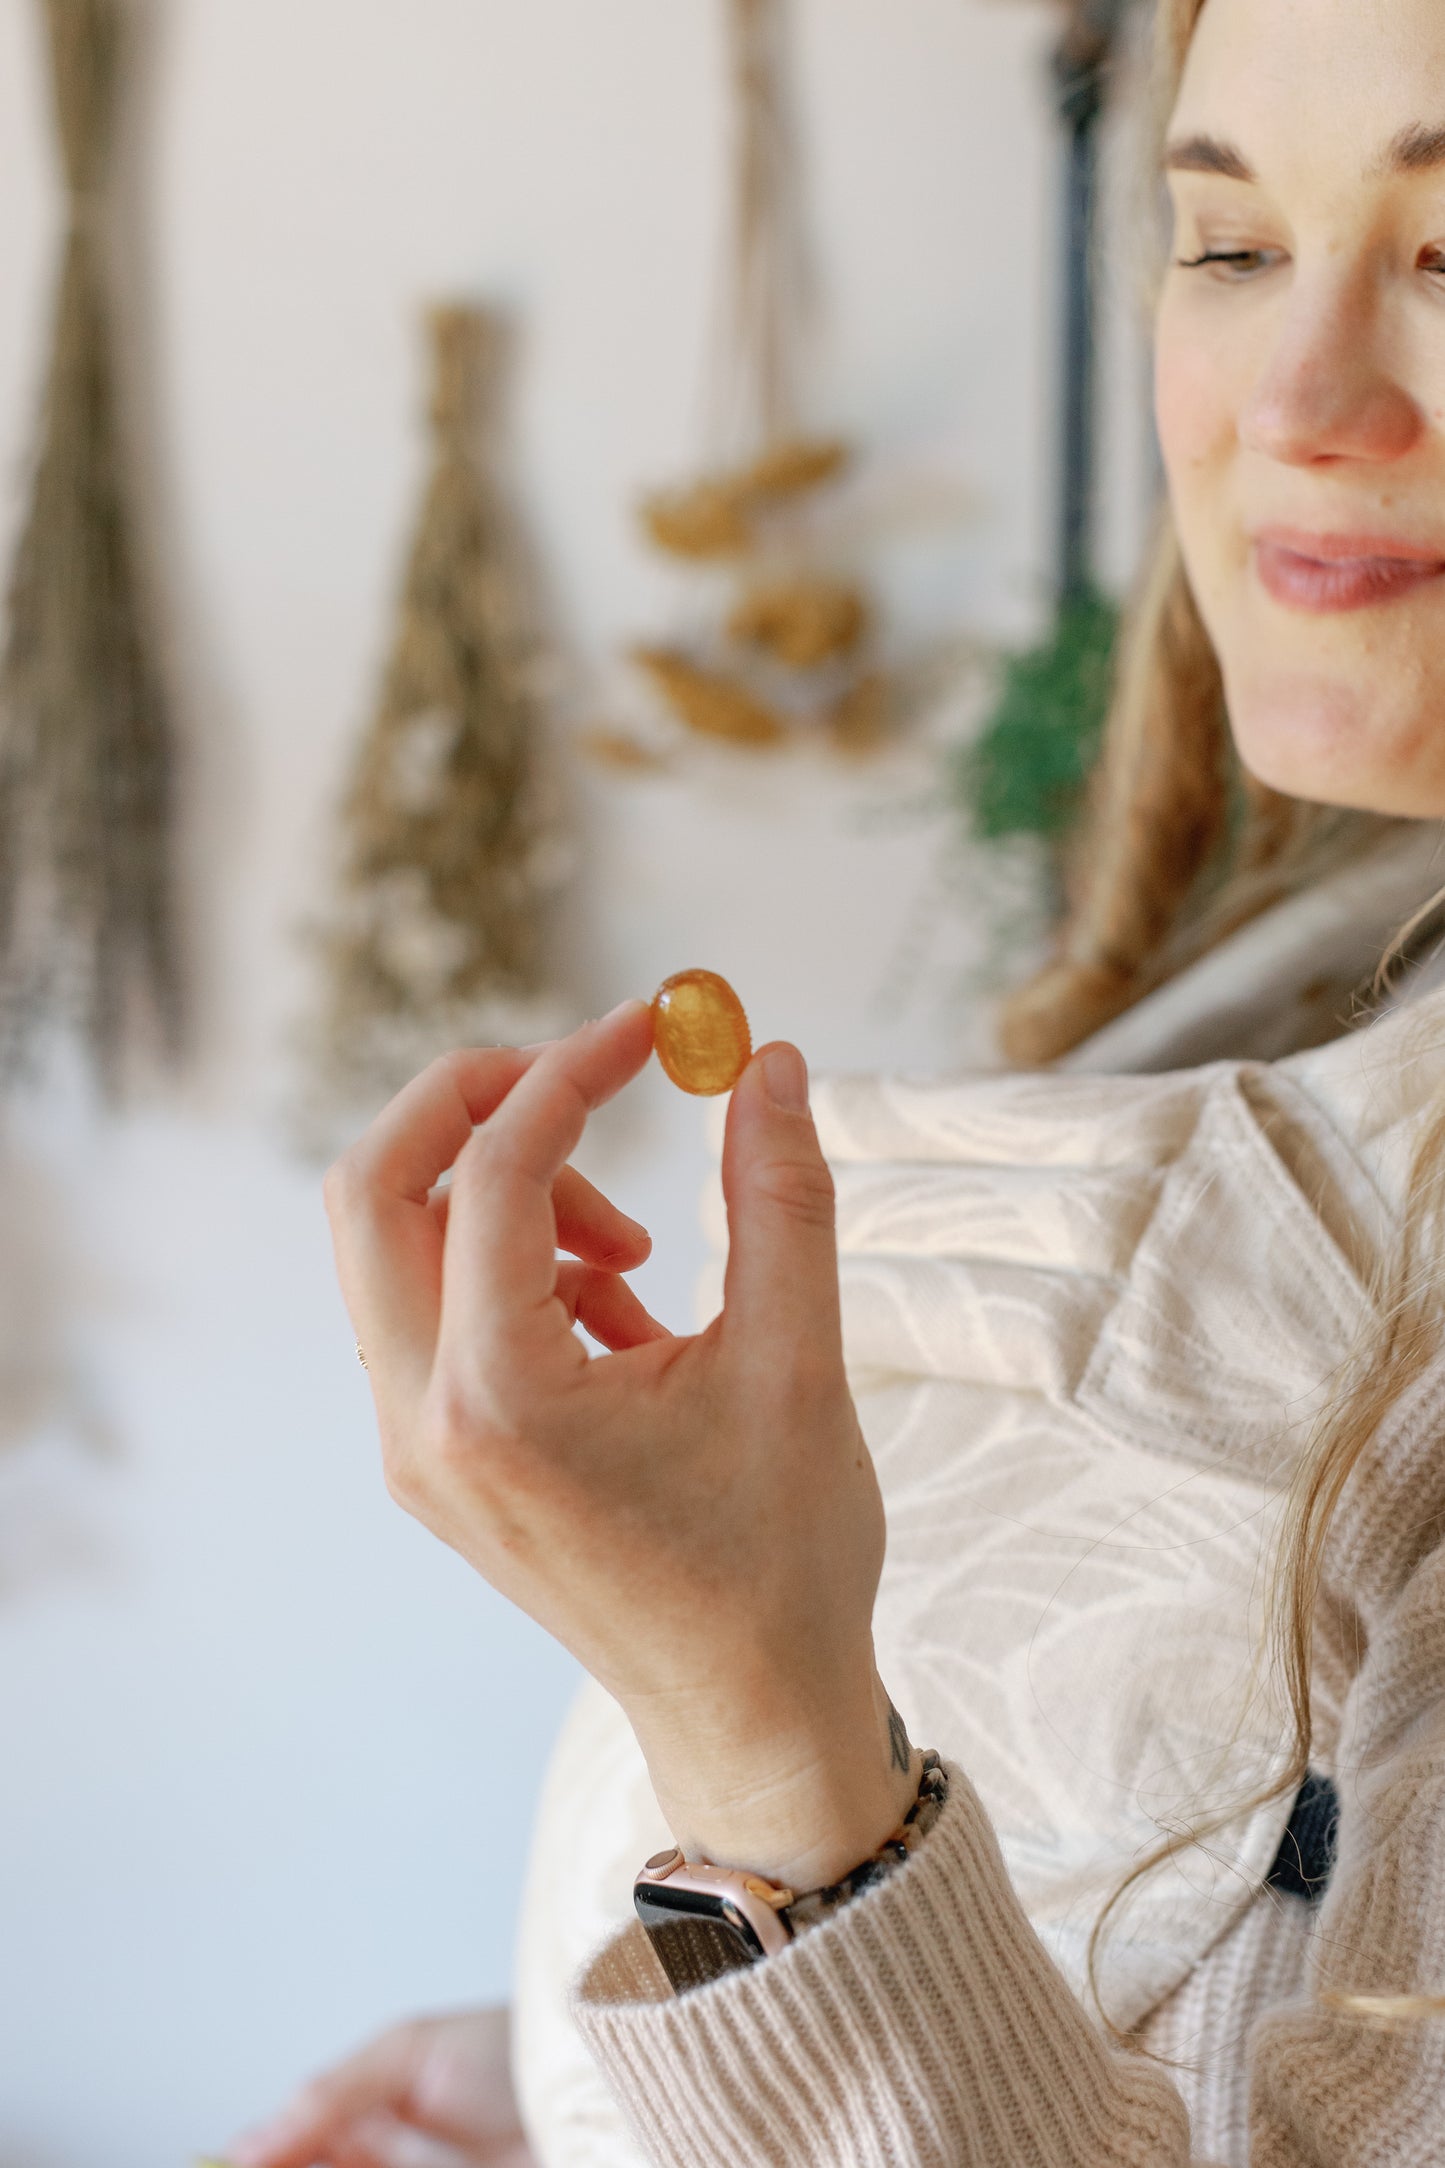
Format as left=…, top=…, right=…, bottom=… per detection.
left=633, top=1751, right=948, bottom=1994
left=634, top=1850, right=797, bottom=1990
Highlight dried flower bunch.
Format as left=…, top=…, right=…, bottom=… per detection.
left=616, top=0, right=891, bottom=761
left=639, top=437, right=848, bottom=561
left=630, top=647, right=787, bottom=749
left=727, top=567, right=866, bottom=670
left=305, top=304, right=557, bottom=1121
left=0, top=0, right=181, bottom=1092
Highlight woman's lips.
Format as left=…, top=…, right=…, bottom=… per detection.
left=1254, top=531, right=1445, bottom=614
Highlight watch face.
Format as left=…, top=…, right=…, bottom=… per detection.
left=634, top=1882, right=767, bottom=1994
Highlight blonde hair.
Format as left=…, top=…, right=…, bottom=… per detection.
left=1000, top=0, right=1385, bottom=1074
left=1020, top=0, right=1445, bottom=2033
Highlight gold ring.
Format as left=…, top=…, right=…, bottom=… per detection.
left=356, top=1341, right=369, bottom=1371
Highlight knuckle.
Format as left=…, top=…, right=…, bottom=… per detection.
left=378, top=1438, right=422, bottom=1512
left=322, top=1151, right=364, bottom=1221
left=424, top=1372, right=522, bottom=1475
left=452, top=1123, right=504, bottom=1194
left=417, top=1046, right=463, bottom=1087
left=384, top=1364, right=559, bottom=1515
left=434, top=1045, right=481, bottom=1099
left=427, top=1372, right=483, bottom=1453
left=430, top=1414, right=483, bottom=1482
left=752, top=1154, right=836, bottom=1229
left=381, top=1458, right=415, bottom=1511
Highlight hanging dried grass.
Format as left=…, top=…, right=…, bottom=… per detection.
left=306, top=305, right=556, bottom=1115
left=717, top=0, right=809, bottom=450
left=0, top=0, right=181, bottom=1091
left=728, top=573, right=868, bottom=668
left=631, top=646, right=787, bottom=746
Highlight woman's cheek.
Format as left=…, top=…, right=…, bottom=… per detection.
left=1155, top=306, right=1242, bottom=623
left=1154, top=291, right=1227, bottom=472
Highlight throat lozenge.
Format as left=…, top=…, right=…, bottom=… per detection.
left=651, top=970, right=752, bottom=1095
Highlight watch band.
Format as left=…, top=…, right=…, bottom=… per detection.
left=634, top=1752, right=949, bottom=1994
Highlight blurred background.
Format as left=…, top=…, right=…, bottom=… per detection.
left=0, top=1, right=1155, bottom=2159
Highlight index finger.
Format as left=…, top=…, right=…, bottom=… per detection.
left=324, top=1046, right=542, bottom=1391
left=331, top=1045, right=542, bottom=1210
left=438, top=1000, right=654, bottom=1377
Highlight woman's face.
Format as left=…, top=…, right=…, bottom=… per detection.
left=1158, top=0, right=1445, bottom=815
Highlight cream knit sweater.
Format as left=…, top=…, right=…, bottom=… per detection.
left=514, top=904, right=1445, bottom=2167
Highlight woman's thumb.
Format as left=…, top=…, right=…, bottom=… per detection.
left=720, top=1043, right=843, bottom=1355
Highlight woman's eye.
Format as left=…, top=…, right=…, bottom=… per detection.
left=1421, top=247, right=1445, bottom=281
left=1175, top=248, right=1278, bottom=281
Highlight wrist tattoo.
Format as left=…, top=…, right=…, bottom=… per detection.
left=887, top=1697, right=911, bottom=1773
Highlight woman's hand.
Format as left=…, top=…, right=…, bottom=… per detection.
left=227, top=2007, right=533, bottom=2168
left=324, top=1001, right=918, bottom=1889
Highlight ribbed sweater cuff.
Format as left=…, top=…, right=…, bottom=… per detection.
left=570, top=1763, right=1192, bottom=2168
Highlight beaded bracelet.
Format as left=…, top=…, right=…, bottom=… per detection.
left=780, top=1750, right=950, bottom=1937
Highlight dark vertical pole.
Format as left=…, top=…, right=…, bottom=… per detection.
left=1050, top=3, right=1128, bottom=605
left=1054, top=46, right=1102, bottom=603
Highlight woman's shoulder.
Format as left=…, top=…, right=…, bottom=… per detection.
left=1061, top=820, right=1445, bottom=1078
left=805, top=906, right=1445, bottom=1256
left=1276, top=974, right=1445, bottom=1220
left=809, top=977, right=1445, bottom=1199
left=795, top=973, right=1445, bottom=1510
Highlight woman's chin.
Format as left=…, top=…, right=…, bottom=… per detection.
left=1225, top=674, right=1445, bottom=819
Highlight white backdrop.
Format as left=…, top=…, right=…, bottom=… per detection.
left=0, top=2, right=1151, bottom=2161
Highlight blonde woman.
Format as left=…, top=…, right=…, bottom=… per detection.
left=235, top=0, right=1445, bottom=2160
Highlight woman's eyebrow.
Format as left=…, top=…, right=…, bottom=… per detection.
left=1166, top=124, right=1445, bottom=185
left=1163, top=134, right=1255, bottom=182
left=1382, top=122, right=1445, bottom=175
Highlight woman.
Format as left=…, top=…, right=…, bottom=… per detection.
left=234, top=0, right=1445, bottom=2159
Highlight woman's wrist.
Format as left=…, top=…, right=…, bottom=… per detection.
left=643, top=1671, right=925, bottom=1893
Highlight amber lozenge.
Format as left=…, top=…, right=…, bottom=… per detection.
left=651, top=969, right=752, bottom=1095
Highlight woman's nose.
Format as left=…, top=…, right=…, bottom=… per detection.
left=1240, top=280, right=1425, bottom=467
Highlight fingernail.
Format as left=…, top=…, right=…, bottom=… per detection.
left=600, top=998, right=649, bottom=1026
left=761, top=1043, right=808, bottom=1112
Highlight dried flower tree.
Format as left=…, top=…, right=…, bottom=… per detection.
left=0, top=0, right=181, bottom=1091
left=303, top=304, right=558, bottom=1128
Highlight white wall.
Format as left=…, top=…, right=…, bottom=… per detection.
left=0, top=2, right=1151, bottom=2161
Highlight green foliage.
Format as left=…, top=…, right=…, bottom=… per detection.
left=952, top=587, right=1119, bottom=845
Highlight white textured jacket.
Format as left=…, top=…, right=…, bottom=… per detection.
left=513, top=827, right=1445, bottom=2168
